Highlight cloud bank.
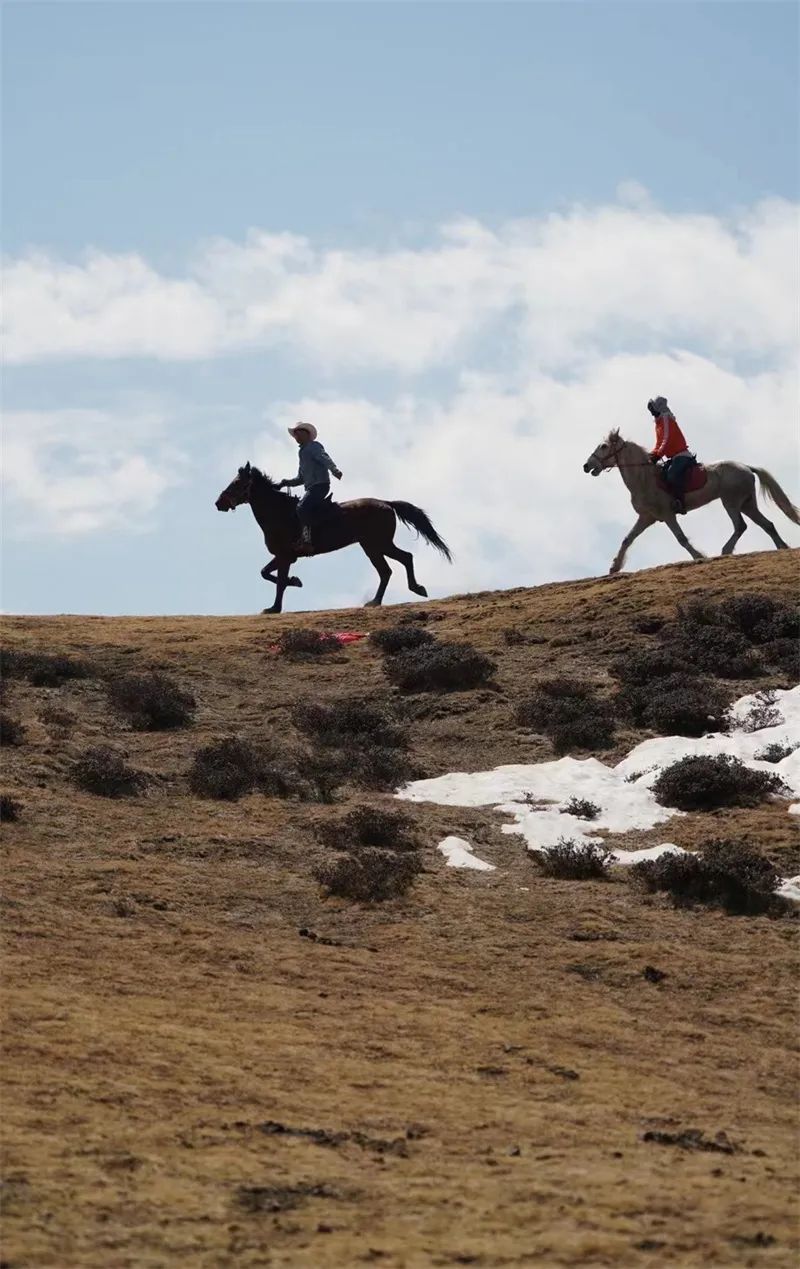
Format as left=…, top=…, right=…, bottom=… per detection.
left=3, top=195, right=798, bottom=594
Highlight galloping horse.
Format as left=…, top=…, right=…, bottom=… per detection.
left=216, top=463, right=452, bottom=613
left=583, top=430, right=799, bottom=574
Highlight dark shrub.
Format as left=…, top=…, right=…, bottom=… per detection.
left=562, top=797, right=601, bottom=820
left=386, top=642, right=496, bottom=693
left=717, top=593, right=799, bottom=644
left=314, top=848, right=422, bottom=902
left=370, top=624, right=436, bottom=656
left=550, top=716, right=615, bottom=754
left=516, top=677, right=595, bottom=729
left=652, top=754, right=787, bottom=811
left=735, top=689, right=783, bottom=734
left=0, top=713, right=25, bottom=746
left=276, top=629, right=341, bottom=658
left=755, top=741, right=798, bottom=764
left=293, top=698, right=406, bottom=750
left=620, top=674, right=730, bottom=737
left=2, top=649, right=91, bottom=687
left=0, top=794, right=22, bottom=823
left=351, top=746, right=421, bottom=791
left=189, top=737, right=264, bottom=800
left=107, top=671, right=196, bottom=731
left=531, top=839, right=611, bottom=879
left=294, top=749, right=347, bottom=803
left=762, top=637, right=800, bottom=681
left=517, top=678, right=614, bottom=753
left=72, top=746, right=146, bottom=798
left=668, top=621, right=761, bottom=679
left=611, top=648, right=682, bottom=685
left=632, top=840, right=785, bottom=916
left=317, top=806, right=419, bottom=854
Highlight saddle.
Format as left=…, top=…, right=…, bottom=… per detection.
left=655, top=460, right=708, bottom=496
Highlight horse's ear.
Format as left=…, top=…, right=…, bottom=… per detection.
left=244, top=461, right=251, bottom=474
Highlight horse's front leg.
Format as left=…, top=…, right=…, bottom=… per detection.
left=609, top=514, right=654, bottom=574
left=261, top=555, right=302, bottom=588
left=664, top=513, right=706, bottom=563
left=263, top=560, right=292, bottom=614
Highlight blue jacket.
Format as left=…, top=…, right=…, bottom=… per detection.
left=284, top=440, right=340, bottom=491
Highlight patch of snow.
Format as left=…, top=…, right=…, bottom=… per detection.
left=608, top=843, right=688, bottom=866
left=437, top=836, right=495, bottom=871
left=400, top=686, right=800, bottom=892
left=776, top=875, right=800, bottom=904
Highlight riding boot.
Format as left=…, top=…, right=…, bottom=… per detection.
left=671, top=496, right=686, bottom=516
left=294, top=525, right=314, bottom=556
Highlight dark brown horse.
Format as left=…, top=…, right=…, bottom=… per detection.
left=215, top=463, right=452, bottom=613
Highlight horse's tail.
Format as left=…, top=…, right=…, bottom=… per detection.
left=389, top=501, right=453, bottom=561
left=749, top=467, right=800, bottom=525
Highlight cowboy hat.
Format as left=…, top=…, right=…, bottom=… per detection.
left=288, top=422, right=317, bottom=441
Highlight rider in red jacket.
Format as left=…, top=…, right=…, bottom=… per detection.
left=648, top=396, right=694, bottom=513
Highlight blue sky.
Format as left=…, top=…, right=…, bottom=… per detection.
left=3, top=2, right=798, bottom=615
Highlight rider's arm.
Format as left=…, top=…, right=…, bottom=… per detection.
left=282, top=468, right=304, bottom=488
left=650, top=417, right=668, bottom=459
left=309, top=441, right=342, bottom=478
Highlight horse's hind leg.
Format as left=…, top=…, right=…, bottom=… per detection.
left=384, top=544, right=427, bottom=597
left=741, top=496, right=789, bottom=549
left=720, top=500, right=748, bottom=556
left=362, top=547, right=392, bottom=607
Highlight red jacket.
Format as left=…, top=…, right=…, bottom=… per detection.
left=651, top=411, right=689, bottom=460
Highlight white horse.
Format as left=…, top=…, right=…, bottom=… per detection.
left=583, top=430, right=799, bottom=574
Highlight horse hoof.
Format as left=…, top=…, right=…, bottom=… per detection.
left=287, top=576, right=303, bottom=588
left=413, top=586, right=428, bottom=598
left=261, top=607, right=280, bottom=615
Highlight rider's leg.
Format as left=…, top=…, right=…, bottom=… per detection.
left=296, top=482, right=330, bottom=549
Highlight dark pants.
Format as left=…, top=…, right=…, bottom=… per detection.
left=297, top=481, right=331, bottom=530
left=664, top=453, right=696, bottom=498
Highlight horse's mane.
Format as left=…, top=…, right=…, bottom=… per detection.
left=247, top=465, right=282, bottom=491
left=605, top=429, right=648, bottom=456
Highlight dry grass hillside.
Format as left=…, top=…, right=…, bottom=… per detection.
left=2, top=549, right=799, bottom=1268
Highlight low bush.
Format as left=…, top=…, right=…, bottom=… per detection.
left=0, top=713, right=25, bottom=746
left=2, top=648, right=91, bottom=687
left=370, top=624, right=436, bottom=656
left=611, top=648, right=682, bottom=686
left=189, top=738, right=269, bottom=800
left=735, top=690, right=783, bottom=734
left=562, top=797, right=601, bottom=820
left=652, top=754, right=787, bottom=811
left=350, top=746, right=421, bottom=791
left=762, top=637, right=799, bottom=681
left=755, top=741, right=798, bottom=764
left=72, top=746, right=146, bottom=798
left=516, top=677, right=614, bottom=753
left=531, top=839, right=612, bottom=880
left=293, top=698, right=406, bottom=751
left=317, top=805, right=420, bottom=854
left=668, top=621, right=761, bottom=679
left=385, top=642, right=496, bottom=693
left=276, top=629, right=341, bottom=658
left=632, top=840, right=785, bottom=916
left=313, top=847, right=422, bottom=902
left=107, top=671, right=196, bottom=731
left=0, top=794, right=22, bottom=823
left=717, top=593, right=799, bottom=645
left=619, top=674, right=730, bottom=738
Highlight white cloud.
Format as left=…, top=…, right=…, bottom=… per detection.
left=3, top=198, right=798, bottom=372
left=1, top=408, right=184, bottom=535
left=3, top=192, right=798, bottom=596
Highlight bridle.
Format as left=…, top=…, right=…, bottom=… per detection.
left=588, top=436, right=654, bottom=474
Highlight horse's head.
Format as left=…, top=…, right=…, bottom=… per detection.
left=583, top=430, right=623, bottom=477
left=216, top=463, right=253, bottom=512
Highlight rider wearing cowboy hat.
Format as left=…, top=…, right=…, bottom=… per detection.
left=278, top=423, right=342, bottom=553
left=647, top=396, right=694, bottom=514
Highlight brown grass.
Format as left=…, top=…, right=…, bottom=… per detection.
left=1, top=548, right=798, bottom=1268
